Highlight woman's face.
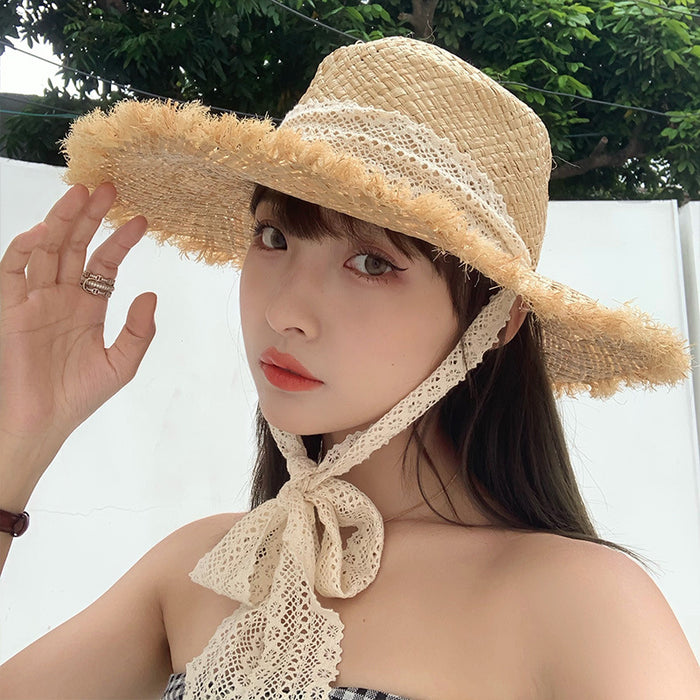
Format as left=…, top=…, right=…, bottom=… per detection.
left=239, top=196, right=459, bottom=441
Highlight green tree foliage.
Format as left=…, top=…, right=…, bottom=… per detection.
left=1, top=0, right=699, bottom=199
left=435, top=0, right=700, bottom=199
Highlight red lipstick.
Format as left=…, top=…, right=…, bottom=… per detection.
left=260, top=348, right=323, bottom=391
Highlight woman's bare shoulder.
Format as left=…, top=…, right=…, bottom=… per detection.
left=157, top=511, right=248, bottom=553
left=498, top=531, right=700, bottom=699
left=147, top=511, right=249, bottom=584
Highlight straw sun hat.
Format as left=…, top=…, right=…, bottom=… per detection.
left=62, top=36, right=690, bottom=398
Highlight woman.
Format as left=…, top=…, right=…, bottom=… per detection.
left=0, top=37, right=698, bottom=700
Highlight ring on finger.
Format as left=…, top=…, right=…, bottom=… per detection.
left=80, top=270, right=115, bottom=299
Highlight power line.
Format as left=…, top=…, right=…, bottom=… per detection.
left=0, top=38, right=180, bottom=102
left=499, top=81, right=671, bottom=116
left=0, top=93, right=81, bottom=115
left=0, top=108, right=76, bottom=118
left=266, top=0, right=360, bottom=43
left=0, top=39, right=272, bottom=121
left=1, top=26, right=696, bottom=124
left=631, top=0, right=700, bottom=20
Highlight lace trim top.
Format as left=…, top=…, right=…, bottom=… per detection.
left=162, top=673, right=414, bottom=700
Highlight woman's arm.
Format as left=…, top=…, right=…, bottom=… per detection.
left=0, top=183, right=173, bottom=697
left=0, top=182, right=156, bottom=574
left=0, top=510, right=243, bottom=699
left=0, top=527, right=172, bottom=700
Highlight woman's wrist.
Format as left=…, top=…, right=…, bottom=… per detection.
left=0, top=474, right=36, bottom=514
left=0, top=435, right=53, bottom=512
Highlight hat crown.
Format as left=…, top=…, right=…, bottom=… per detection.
left=298, top=37, right=552, bottom=265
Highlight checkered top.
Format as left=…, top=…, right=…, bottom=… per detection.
left=162, top=673, right=414, bottom=700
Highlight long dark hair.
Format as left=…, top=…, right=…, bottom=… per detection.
left=247, top=185, right=642, bottom=560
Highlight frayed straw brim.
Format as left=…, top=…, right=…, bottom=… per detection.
left=62, top=99, right=690, bottom=399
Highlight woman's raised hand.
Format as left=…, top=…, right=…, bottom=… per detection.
left=0, top=182, right=157, bottom=481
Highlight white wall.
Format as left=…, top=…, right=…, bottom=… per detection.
left=1, top=158, right=698, bottom=665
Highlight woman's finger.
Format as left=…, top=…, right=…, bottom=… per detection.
left=42, top=184, right=91, bottom=249
left=0, top=223, right=47, bottom=308
left=56, top=182, right=118, bottom=285
left=23, top=185, right=90, bottom=292
left=79, top=216, right=149, bottom=301
left=24, top=226, right=65, bottom=293
left=105, top=292, right=157, bottom=386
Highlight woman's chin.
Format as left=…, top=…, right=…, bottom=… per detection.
left=259, top=405, right=372, bottom=441
left=259, top=406, right=328, bottom=436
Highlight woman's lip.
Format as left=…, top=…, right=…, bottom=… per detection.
left=260, top=347, right=322, bottom=382
left=260, top=362, right=323, bottom=392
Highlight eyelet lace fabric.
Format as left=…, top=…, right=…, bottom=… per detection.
left=184, top=289, right=516, bottom=699
left=281, top=100, right=530, bottom=265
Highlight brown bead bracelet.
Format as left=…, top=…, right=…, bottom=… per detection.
left=0, top=508, right=30, bottom=537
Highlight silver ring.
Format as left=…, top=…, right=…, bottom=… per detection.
left=80, top=270, right=115, bottom=299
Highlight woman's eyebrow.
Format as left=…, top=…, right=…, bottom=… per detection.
left=349, top=226, right=415, bottom=261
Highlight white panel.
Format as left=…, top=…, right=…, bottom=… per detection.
left=680, top=202, right=700, bottom=449
left=1, top=161, right=698, bottom=666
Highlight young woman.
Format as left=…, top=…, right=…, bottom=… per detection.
left=0, top=37, right=698, bottom=700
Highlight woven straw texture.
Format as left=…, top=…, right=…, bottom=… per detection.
left=183, top=290, right=515, bottom=699
left=61, top=36, right=690, bottom=398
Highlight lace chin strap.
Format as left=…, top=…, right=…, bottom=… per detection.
left=184, top=288, right=516, bottom=700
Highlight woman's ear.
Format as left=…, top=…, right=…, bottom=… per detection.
left=497, top=294, right=529, bottom=346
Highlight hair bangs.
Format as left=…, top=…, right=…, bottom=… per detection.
left=250, top=184, right=433, bottom=262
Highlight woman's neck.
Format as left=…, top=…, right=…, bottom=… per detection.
left=321, top=417, right=490, bottom=526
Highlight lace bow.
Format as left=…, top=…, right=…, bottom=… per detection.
left=184, top=289, right=516, bottom=699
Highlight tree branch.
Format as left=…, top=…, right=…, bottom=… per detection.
left=398, top=0, right=440, bottom=39
left=95, top=0, right=126, bottom=13
left=551, top=131, right=645, bottom=180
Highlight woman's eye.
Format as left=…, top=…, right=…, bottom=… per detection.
left=256, top=225, right=287, bottom=250
left=349, top=253, right=394, bottom=277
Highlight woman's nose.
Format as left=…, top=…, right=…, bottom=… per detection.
left=264, top=258, right=322, bottom=339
